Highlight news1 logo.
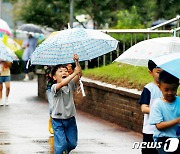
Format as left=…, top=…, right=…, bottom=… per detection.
left=132, top=138, right=179, bottom=152
left=164, top=138, right=179, bottom=152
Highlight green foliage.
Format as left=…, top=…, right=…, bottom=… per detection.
left=19, top=0, right=70, bottom=30
left=115, top=6, right=144, bottom=29
left=11, top=0, right=180, bottom=30
left=75, top=0, right=121, bottom=28
left=155, top=0, right=180, bottom=19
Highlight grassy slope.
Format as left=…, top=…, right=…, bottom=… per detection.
left=83, top=62, right=151, bottom=90
left=83, top=62, right=180, bottom=94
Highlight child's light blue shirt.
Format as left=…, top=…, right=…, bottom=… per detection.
left=149, top=96, right=180, bottom=141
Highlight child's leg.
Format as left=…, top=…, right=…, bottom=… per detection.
left=0, top=83, right=3, bottom=99
left=142, top=133, right=158, bottom=154
left=48, top=117, right=54, bottom=134
left=65, top=117, right=78, bottom=153
left=46, top=89, right=54, bottom=134
left=52, top=118, right=67, bottom=154
left=0, top=82, right=3, bottom=105
left=5, top=81, right=10, bottom=98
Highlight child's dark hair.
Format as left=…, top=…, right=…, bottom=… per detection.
left=159, top=70, right=179, bottom=85
left=148, top=60, right=157, bottom=72
left=51, top=64, right=68, bottom=77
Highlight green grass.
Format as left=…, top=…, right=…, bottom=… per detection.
left=83, top=62, right=180, bottom=94
left=83, top=62, right=151, bottom=90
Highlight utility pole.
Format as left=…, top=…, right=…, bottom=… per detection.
left=69, top=0, right=74, bottom=28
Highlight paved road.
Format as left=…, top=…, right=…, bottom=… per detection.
left=0, top=81, right=142, bottom=154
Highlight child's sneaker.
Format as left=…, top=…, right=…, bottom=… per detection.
left=24, top=75, right=29, bottom=81
left=4, top=98, right=9, bottom=106
left=0, top=99, right=3, bottom=106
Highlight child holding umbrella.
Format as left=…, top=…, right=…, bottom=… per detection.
left=51, top=54, right=82, bottom=154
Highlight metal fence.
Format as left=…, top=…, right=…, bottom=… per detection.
left=84, top=16, right=180, bottom=69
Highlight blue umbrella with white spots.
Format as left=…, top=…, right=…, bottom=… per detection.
left=30, top=28, right=118, bottom=97
left=0, top=40, right=18, bottom=62
left=30, top=28, right=119, bottom=65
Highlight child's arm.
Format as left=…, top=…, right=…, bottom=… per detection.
left=56, top=68, right=80, bottom=91
left=141, top=104, right=150, bottom=114
left=139, top=87, right=151, bottom=114
left=156, top=117, right=180, bottom=130
left=73, top=54, right=82, bottom=84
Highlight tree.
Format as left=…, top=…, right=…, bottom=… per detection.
left=115, top=6, right=145, bottom=29
left=6, top=0, right=180, bottom=30
left=17, top=0, right=70, bottom=30
left=155, top=0, right=180, bottom=19
left=75, top=0, right=122, bottom=29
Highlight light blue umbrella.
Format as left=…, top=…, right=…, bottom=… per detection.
left=30, top=28, right=119, bottom=65
left=0, top=40, right=18, bottom=62
left=151, top=52, right=180, bottom=78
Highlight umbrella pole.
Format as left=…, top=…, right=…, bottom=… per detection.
left=75, top=60, right=86, bottom=97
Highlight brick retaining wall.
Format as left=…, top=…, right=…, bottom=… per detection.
left=74, top=77, right=143, bottom=133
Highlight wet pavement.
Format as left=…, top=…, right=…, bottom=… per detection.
left=0, top=80, right=142, bottom=154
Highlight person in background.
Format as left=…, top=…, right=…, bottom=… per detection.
left=66, top=64, right=73, bottom=75
left=51, top=54, right=82, bottom=154
left=22, top=34, right=38, bottom=81
left=0, top=61, right=12, bottom=106
left=149, top=70, right=180, bottom=154
left=139, top=60, right=162, bottom=154
left=44, top=66, right=54, bottom=134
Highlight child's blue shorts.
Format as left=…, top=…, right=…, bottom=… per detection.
left=0, top=76, right=11, bottom=83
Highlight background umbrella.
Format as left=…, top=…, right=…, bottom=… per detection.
left=0, top=40, right=18, bottom=62
left=0, top=35, right=21, bottom=52
left=18, top=23, right=43, bottom=34
left=151, top=52, right=180, bottom=78
left=114, top=37, right=180, bottom=66
left=0, top=18, right=12, bottom=36
left=30, top=28, right=118, bottom=65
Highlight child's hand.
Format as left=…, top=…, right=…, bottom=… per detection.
left=73, top=54, right=79, bottom=61
left=73, top=66, right=80, bottom=75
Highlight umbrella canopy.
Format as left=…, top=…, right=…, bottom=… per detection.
left=0, top=40, right=19, bottom=62
left=0, top=35, right=21, bottom=52
left=151, top=52, right=180, bottom=79
left=114, top=37, right=180, bottom=66
left=0, top=18, right=12, bottom=36
left=30, top=28, right=119, bottom=65
left=18, top=24, right=43, bottom=34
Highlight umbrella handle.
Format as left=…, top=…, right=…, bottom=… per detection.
left=75, top=59, right=86, bottom=97
left=79, top=79, right=86, bottom=97
left=26, top=59, right=31, bottom=69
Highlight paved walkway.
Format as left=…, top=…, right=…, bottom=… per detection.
left=0, top=80, right=142, bottom=154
